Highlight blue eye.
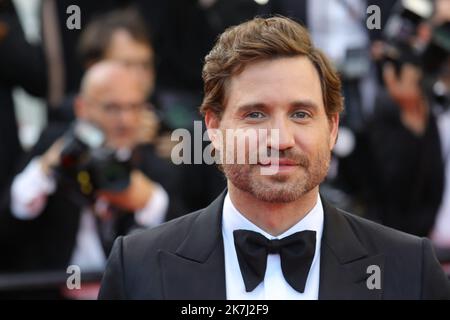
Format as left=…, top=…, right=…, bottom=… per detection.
left=291, top=111, right=309, bottom=119
left=246, top=111, right=265, bottom=119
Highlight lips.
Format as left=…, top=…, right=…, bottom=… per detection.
left=258, top=158, right=299, bottom=166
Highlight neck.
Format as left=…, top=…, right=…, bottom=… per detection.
left=227, top=182, right=319, bottom=237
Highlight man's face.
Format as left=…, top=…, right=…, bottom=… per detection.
left=82, top=74, right=147, bottom=149
left=206, top=56, right=339, bottom=203
left=104, top=29, right=155, bottom=94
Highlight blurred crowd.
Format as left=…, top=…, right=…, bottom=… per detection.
left=0, top=0, right=449, bottom=298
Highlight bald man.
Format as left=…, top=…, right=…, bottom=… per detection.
left=7, top=62, right=176, bottom=289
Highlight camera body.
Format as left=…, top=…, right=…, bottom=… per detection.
left=56, top=120, right=132, bottom=199
left=383, top=0, right=450, bottom=75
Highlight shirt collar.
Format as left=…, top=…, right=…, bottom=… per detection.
left=222, top=191, right=324, bottom=241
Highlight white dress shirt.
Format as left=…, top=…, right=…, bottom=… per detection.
left=222, top=192, right=324, bottom=300
left=308, top=0, right=376, bottom=114
left=10, top=157, right=169, bottom=271
left=308, top=0, right=368, bottom=67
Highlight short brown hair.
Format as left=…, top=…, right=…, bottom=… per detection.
left=200, top=16, right=344, bottom=119
left=78, top=8, right=151, bottom=67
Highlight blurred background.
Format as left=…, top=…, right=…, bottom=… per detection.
left=0, top=0, right=449, bottom=299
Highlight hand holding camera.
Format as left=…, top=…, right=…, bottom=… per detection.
left=380, top=0, right=450, bottom=134
left=40, top=138, right=65, bottom=176
left=97, top=170, right=155, bottom=212
left=40, top=120, right=155, bottom=212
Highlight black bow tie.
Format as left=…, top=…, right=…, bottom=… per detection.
left=233, top=229, right=316, bottom=293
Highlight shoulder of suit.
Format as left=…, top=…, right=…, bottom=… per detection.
left=334, top=206, right=425, bottom=252
left=120, top=208, right=205, bottom=253
left=121, top=202, right=428, bottom=258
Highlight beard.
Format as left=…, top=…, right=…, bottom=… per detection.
left=222, top=145, right=331, bottom=203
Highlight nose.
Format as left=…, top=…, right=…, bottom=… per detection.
left=117, top=105, right=139, bottom=124
left=268, top=116, right=295, bottom=151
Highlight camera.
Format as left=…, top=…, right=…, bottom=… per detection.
left=383, top=0, right=450, bottom=75
left=56, top=120, right=132, bottom=199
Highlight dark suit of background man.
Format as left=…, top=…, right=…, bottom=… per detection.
left=99, top=16, right=450, bottom=300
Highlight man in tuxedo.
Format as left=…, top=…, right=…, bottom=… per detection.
left=99, top=16, right=450, bottom=300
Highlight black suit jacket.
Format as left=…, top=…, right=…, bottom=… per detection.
left=362, top=92, right=445, bottom=236
left=98, top=191, right=450, bottom=300
left=0, top=1, right=47, bottom=197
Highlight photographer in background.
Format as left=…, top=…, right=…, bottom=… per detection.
left=6, top=62, right=176, bottom=295
left=363, top=0, right=450, bottom=267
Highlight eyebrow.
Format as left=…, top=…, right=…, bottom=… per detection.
left=235, top=103, right=269, bottom=115
left=289, top=100, right=319, bottom=113
left=235, top=100, right=320, bottom=114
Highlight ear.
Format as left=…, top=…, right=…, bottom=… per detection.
left=328, top=113, right=340, bottom=150
left=205, top=110, right=221, bottom=150
left=74, top=96, right=88, bottom=120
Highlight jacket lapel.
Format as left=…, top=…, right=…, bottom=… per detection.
left=159, top=191, right=227, bottom=299
left=159, top=191, right=385, bottom=299
left=319, top=199, right=384, bottom=299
